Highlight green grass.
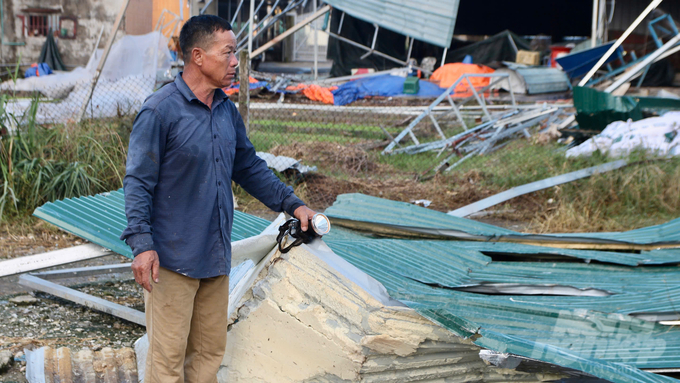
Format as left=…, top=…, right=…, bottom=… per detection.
left=444, top=140, right=680, bottom=232
left=249, top=130, right=368, bottom=152
left=376, top=151, right=442, bottom=174
left=450, top=140, right=613, bottom=188
left=0, top=116, right=132, bottom=221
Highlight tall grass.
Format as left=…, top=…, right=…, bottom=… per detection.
left=447, top=140, right=680, bottom=232
left=0, top=89, right=131, bottom=220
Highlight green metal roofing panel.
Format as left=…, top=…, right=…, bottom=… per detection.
left=325, top=238, right=680, bottom=382
left=325, top=193, right=680, bottom=249
left=33, top=189, right=270, bottom=259
left=325, top=193, right=516, bottom=237
left=324, top=0, right=460, bottom=48
left=445, top=241, right=680, bottom=266
left=322, top=194, right=680, bottom=382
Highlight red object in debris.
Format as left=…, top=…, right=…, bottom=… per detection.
left=352, top=68, right=372, bottom=76
left=550, top=46, right=573, bottom=68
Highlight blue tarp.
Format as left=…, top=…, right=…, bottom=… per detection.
left=224, top=80, right=269, bottom=93
left=24, top=63, right=53, bottom=78
left=332, top=75, right=445, bottom=106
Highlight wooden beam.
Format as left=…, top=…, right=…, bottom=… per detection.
left=0, top=244, right=114, bottom=278
left=238, top=49, right=250, bottom=134
left=76, top=0, right=131, bottom=122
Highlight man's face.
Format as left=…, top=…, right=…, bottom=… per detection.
left=198, top=29, right=239, bottom=89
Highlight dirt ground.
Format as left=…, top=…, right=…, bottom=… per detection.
left=0, top=223, right=145, bottom=383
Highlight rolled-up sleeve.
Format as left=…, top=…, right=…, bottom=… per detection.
left=230, top=104, right=305, bottom=216
left=120, top=108, right=166, bottom=256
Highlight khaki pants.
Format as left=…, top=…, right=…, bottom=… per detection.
left=144, top=267, right=229, bottom=383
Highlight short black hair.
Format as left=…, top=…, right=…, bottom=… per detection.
left=179, top=15, right=233, bottom=61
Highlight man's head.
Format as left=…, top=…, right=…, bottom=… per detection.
left=179, top=15, right=239, bottom=88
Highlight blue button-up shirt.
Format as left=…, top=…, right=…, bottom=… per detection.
left=120, top=73, right=305, bottom=279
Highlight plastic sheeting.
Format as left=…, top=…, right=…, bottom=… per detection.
left=444, top=30, right=531, bottom=65
left=429, top=63, right=495, bottom=97
left=566, top=112, right=680, bottom=158
left=38, top=31, right=65, bottom=71
left=1, top=32, right=172, bottom=124
left=332, top=74, right=445, bottom=106
left=85, top=32, right=172, bottom=81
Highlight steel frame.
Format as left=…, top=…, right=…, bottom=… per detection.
left=18, top=263, right=145, bottom=326
left=382, top=73, right=517, bottom=154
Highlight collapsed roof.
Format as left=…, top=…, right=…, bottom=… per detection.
left=34, top=191, right=680, bottom=382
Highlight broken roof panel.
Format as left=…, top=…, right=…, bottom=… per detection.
left=324, top=0, right=460, bottom=48
left=325, top=238, right=680, bottom=382
left=325, top=193, right=680, bottom=249
left=34, top=190, right=680, bottom=382
left=33, top=189, right=270, bottom=259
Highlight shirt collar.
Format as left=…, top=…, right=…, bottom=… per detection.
left=175, top=72, right=229, bottom=105
left=175, top=72, right=198, bottom=102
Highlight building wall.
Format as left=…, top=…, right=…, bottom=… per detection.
left=1, top=0, right=125, bottom=67
left=125, top=0, right=153, bottom=35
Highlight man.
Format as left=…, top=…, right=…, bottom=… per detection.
left=121, top=15, right=316, bottom=383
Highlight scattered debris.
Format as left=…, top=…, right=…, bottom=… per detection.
left=9, top=295, right=39, bottom=306
left=448, top=160, right=629, bottom=217
left=0, top=32, right=172, bottom=125
left=0, top=244, right=114, bottom=278
left=18, top=270, right=146, bottom=326
left=256, top=152, right=317, bottom=174
left=25, top=346, right=137, bottom=383
left=493, top=63, right=571, bottom=95
left=567, top=112, right=680, bottom=158
left=0, top=350, right=13, bottom=374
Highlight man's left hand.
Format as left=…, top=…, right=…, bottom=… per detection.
left=293, top=205, right=317, bottom=232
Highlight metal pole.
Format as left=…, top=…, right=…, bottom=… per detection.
left=76, top=0, right=130, bottom=122
left=591, top=0, right=599, bottom=48
left=605, top=32, right=680, bottom=93
left=231, top=0, right=244, bottom=25
left=440, top=47, right=448, bottom=67
left=598, top=0, right=607, bottom=44
left=579, top=0, right=662, bottom=86
left=248, top=0, right=255, bottom=56
left=313, top=0, right=318, bottom=81
left=251, top=5, right=330, bottom=58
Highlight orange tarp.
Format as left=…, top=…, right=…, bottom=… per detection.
left=223, top=77, right=264, bottom=95
left=430, top=63, right=495, bottom=98
left=286, top=84, right=337, bottom=105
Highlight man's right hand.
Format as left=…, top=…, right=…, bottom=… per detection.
left=132, top=250, right=160, bottom=292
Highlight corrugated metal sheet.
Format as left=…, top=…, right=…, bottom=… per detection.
left=26, top=346, right=137, bottom=383
left=323, top=0, right=460, bottom=48
left=515, top=67, right=571, bottom=94
left=321, top=193, right=680, bottom=382
left=325, top=193, right=680, bottom=249
left=33, top=191, right=680, bottom=382
left=33, top=189, right=270, bottom=259
left=324, top=238, right=680, bottom=383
